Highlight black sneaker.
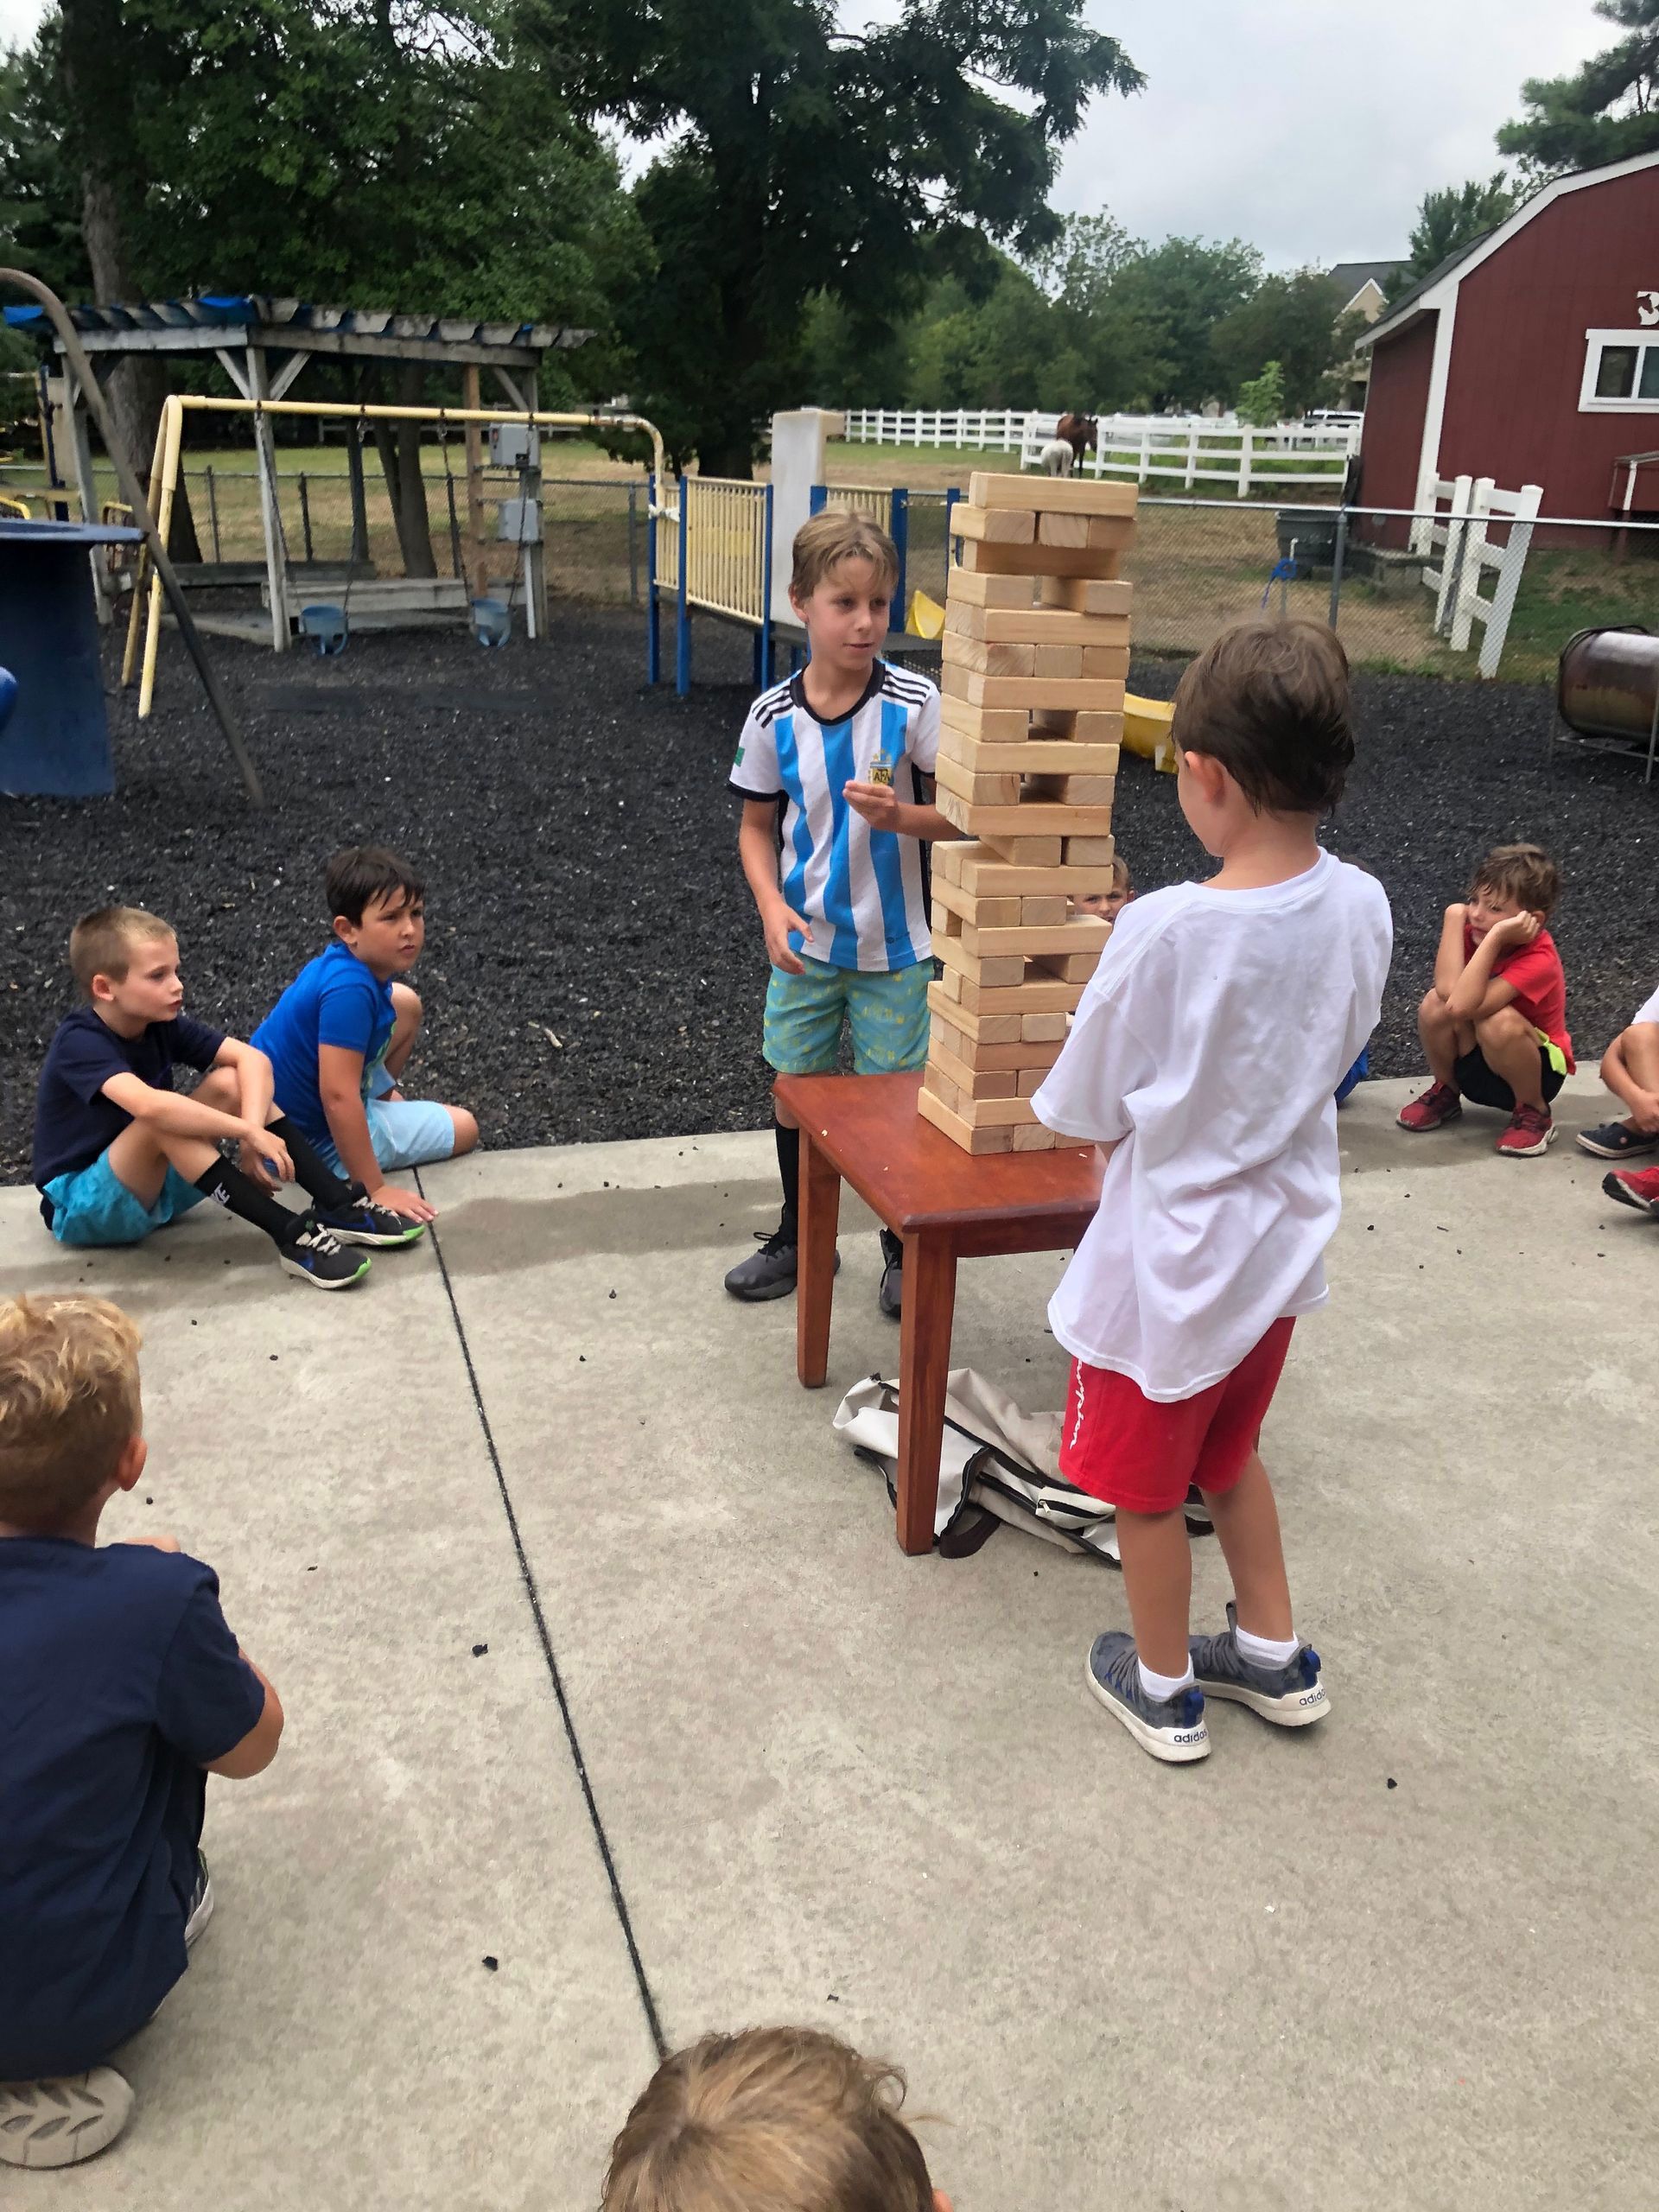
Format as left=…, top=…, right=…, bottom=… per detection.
left=878, top=1228, right=903, bottom=1319
left=723, top=1226, right=840, bottom=1301
left=315, top=1186, right=426, bottom=1247
left=278, top=1214, right=371, bottom=1290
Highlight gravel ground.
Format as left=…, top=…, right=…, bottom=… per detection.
left=3, top=607, right=1656, bottom=1185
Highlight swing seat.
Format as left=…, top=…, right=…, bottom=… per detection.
left=471, top=596, right=512, bottom=649
left=299, top=603, right=349, bottom=656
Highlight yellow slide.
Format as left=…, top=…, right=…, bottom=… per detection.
left=1123, top=693, right=1177, bottom=773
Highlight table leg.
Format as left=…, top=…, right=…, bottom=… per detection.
left=797, top=1128, right=842, bottom=1388
left=894, top=1232, right=957, bottom=1555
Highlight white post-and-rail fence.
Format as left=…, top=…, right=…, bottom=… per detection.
left=840, top=407, right=1359, bottom=496
left=1409, top=466, right=1543, bottom=681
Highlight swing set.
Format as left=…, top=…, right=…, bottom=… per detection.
left=125, top=392, right=668, bottom=715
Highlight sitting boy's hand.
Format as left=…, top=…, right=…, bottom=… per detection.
left=240, top=1126, right=294, bottom=1191
left=763, top=904, right=813, bottom=976
left=843, top=779, right=902, bottom=834
left=369, top=1179, right=436, bottom=1224
left=1487, top=911, right=1541, bottom=950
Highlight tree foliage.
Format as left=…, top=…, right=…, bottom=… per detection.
left=1497, top=0, right=1659, bottom=178
left=1404, top=175, right=1520, bottom=283
left=519, top=0, right=1142, bottom=472
left=1234, top=359, right=1285, bottom=427
left=1210, top=270, right=1358, bottom=416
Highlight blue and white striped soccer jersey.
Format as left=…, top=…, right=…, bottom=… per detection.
left=729, top=662, right=940, bottom=973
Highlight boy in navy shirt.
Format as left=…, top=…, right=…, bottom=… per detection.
left=31, top=906, right=403, bottom=1290
left=0, top=1294, right=283, bottom=2168
left=253, top=847, right=477, bottom=1230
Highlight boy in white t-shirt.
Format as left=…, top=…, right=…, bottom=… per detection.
left=1582, top=982, right=1659, bottom=1216
left=1033, top=620, right=1392, bottom=1764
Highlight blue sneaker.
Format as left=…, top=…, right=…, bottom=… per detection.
left=278, top=1215, right=371, bottom=1290
left=315, top=1188, right=426, bottom=1247
left=1576, top=1120, right=1659, bottom=1160
left=1189, top=1601, right=1330, bottom=1727
left=1084, top=1632, right=1210, bottom=1763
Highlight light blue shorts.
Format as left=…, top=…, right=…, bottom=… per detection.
left=313, top=1094, right=458, bottom=1178
left=762, top=957, right=932, bottom=1077
left=42, top=1150, right=207, bottom=1248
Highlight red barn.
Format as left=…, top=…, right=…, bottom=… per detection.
left=1357, top=152, right=1659, bottom=539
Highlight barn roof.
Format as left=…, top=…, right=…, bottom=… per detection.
left=1361, top=149, right=1659, bottom=350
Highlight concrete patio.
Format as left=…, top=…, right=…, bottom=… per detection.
left=3, top=1074, right=1653, bottom=2211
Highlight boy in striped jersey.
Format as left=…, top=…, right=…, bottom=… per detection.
left=726, top=512, right=951, bottom=1314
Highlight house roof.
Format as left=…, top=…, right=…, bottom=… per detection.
left=1326, top=261, right=1405, bottom=312
left=1361, top=148, right=1659, bottom=349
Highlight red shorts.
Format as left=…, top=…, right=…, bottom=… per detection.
left=1059, top=1319, right=1295, bottom=1515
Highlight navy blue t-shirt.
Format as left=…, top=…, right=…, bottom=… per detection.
left=33, top=1006, right=226, bottom=1192
left=0, top=1539, right=265, bottom=2077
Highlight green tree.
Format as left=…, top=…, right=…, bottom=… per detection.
left=524, top=0, right=1142, bottom=474
left=1029, top=212, right=1164, bottom=410
left=1403, top=175, right=1520, bottom=282
left=1210, top=269, right=1360, bottom=415
left=1498, top=1, right=1659, bottom=178
left=1234, top=359, right=1285, bottom=427
left=1096, top=236, right=1262, bottom=411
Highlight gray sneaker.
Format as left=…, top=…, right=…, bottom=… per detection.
left=1189, top=1601, right=1330, bottom=1726
left=1084, top=1632, right=1210, bottom=1764
left=0, top=2069, right=134, bottom=2168
left=723, top=1228, right=842, bottom=1302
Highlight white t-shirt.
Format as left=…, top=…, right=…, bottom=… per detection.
left=729, top=663, right=939, bottom=973
left=1033, top=850, right=1393, bottom=1402
left=1635, top=985, right=1659, bottom=1027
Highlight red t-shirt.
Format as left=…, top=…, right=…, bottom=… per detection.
left=1465, top=923, right=1573, bottom=1071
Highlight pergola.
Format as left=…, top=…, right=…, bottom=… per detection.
left=3, top=290, right=592, bottom=643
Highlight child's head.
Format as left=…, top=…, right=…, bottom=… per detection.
left=789, top=512, right=899, bottom=674
left=1074, top=855, right=1133, bottom=923
left=69, top=906, right=182, bottom=1025
left=1171, top=619, right=1353, bottom=837
left=0, top=1295, right=144, bottom=1535
left=326, top=846, right=426, bottom=978
left=601, top=2027, right=944, bottom=2212
left=1467, top=842, right=1560, bottom=936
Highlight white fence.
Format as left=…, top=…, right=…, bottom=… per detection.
left=838, top=407, right=1358, bottom=495
left=1408, top=467, right=1543, bottom=680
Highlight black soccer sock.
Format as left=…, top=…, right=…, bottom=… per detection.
left=192, top=1159, right=302, bottom=1246
left=774, top=1112, right=800, bottom=1243
left=268, top=1116, right=356, bottom=1211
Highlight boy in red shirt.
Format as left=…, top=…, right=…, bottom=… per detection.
left=1398, top=843, right=1573, bottom=1157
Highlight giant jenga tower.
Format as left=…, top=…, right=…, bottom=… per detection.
left=920, top=471, right=1137, bottom=1154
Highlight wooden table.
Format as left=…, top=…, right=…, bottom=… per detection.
left=773, top=1070, right=1103, bottom=1555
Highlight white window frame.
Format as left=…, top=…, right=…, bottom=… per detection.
left=1580, top=329, right=1659, bottom=411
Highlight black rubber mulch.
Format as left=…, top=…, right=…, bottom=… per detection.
left=3, top=608, right=1655, bottom=1184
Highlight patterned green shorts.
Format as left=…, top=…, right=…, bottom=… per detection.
left=763, top=957, right=932, bottom=1076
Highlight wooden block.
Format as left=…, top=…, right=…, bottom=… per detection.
left=944, top=669, right=1128, bottom=713
left=963, top=918, right=1111, bottom=959
left=923, top=1064, right=960, bottom=1115
left=930, top=1029, right=1063, bottom=1076
left=1033, top=645, right=1084, bottom=679
left=951, top=844, right=1116, bottom=898
left=1022, top=1012, right=1070, bottom=1040
left=945, top=601, right=1131, bottom=648
left=949, top=503, right=1036, bottom=543
left=931, top=877, right=1020, bottom=927
left=944, top=569, right=1034, bottom=609
left=1020, top=895, right=1067, bottom=925
left=969, top=473, right=1139, bottom=517
left=1082, top=645, right=1130, bottom=679
left=1064, top=837, right=1117, bottom=866
left=1034, top=950, right=1102, bottom=984
left=1039, top=575, right=1134, bottom=615
left=939, top=696, right=1032, bottom=745
left=926, top=982, right=1020, bottom=1044
left=1012, top=1122, right=1061, bottom=1152
left=940, top=733, right=1122, bottom=778
left=979, top=835, right=1065, bottom=867
left=936, top=786, right=1117, bottom=839
left=1017, top=1066, right=1050, bottom=1096
left=918, top=1083, right=1014, bottom=1154
left=1038, top=511, right=1090, bottom=548
left=956, top=538, right=1128, bottom=579
left=1021, top=772, right=1116, bottom=808
left=933, top=754, right=1021, bottom=807
left=933, top=839, right=967, bottom=886
left=932, top=931, right=1027, bottom=988
left=957, top=976, right=1087, bottom=1015
left=929, top=1035, right=1019, bottom=1099
left=949, top=1093, right=1040, bottom=1128
left=1031, top=709, right=1122, bottom=746
left=937, top=963, right=963, bottom=1002
left=940, top=635, right=1037, bottom=677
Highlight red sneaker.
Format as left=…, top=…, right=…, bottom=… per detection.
left=1496, top=1103, right=1555, bottom=1157
left=1397, top=1080, right=1462, bottom=1132
left=1603, top=1165, right=1659, bottom=1217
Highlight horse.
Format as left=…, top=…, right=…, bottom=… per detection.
left=1041, top=412, right=1097, bottom=475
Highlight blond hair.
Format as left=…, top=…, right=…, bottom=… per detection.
left=791, top=511, right=899, bottom=601
left=69, top=906, right=175, bottom=996
left=601, top=2028, right=933, bottom=2212
left=0, top=1295, right=143, bottom=1528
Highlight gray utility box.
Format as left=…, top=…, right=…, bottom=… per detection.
left=496, top=498, right=542, bottom=544
left=490, top=423, right=535, bottom=469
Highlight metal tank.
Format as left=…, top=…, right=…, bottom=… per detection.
left=1555, top=625, right=1659, bottom=783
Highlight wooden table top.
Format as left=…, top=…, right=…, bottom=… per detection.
left=775, top=1071, right=1103, bottom=1236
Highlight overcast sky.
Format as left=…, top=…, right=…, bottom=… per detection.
left=0, top=0, right=1611, bottom=270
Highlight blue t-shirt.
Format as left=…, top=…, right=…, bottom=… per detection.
left=0, top=1539, right=265, bottom=2077
left=251, top=941, right=395, bottom=1144
left=33, top=1006, right=226, bottom=1193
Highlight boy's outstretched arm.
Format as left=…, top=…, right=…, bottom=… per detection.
left=317, top=1043, right=435, bottom=1222
left=100, top=1071, right=292, bottom=1180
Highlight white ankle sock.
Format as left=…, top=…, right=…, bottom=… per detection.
left=1138, top=1657, right=1196, bottom=1702
left=1235, top=1623, right=1300, bottom=1668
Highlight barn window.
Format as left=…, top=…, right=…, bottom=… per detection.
left=1581, top=332, right=1659, bottom=410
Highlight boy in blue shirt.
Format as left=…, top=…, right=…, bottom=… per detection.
left=726, top=512, right=949, bottom=1315
left=33, top=906, right=381, bottom=1290
left=0, top=1294, right=284, bottom=2169
left=254, top=847, right=477, bottom=1229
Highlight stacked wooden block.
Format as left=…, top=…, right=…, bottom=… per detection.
left=921, top=471, right=1137, bottom=1154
